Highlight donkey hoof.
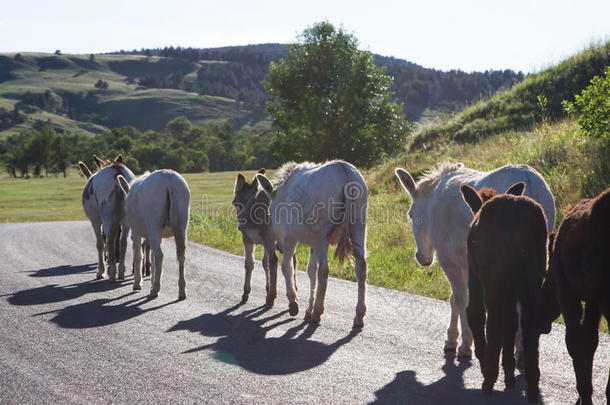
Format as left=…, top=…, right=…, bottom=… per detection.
left=149, top=291, right=159, bottom=299
left=457, top=347, right=472, bottom=360
left=241, top=293, right=249, bottom=303
left=96, top=274, right=104, bottom=280
left=353, top=316, right=364, bottom=328
left=505, top=376, right=515, bottom=389
left=178, top=294, right=186, bottom=301
left=133, top=284, right=142, bottom=291
left=482, top=381, right=494, bottom=394
left=288, top=302, right=299, bottom=316
left=118, top=275, right=125, bottom=281
left=265, top=297, right=275, bottom=308
left=444, top=340, right=457, bottom=353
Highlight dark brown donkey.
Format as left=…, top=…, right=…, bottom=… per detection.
left=233, top=169, right=296, bottom=306
left=461, top=182, right=549, bottom=403
left=542, top=186, right=610, bottom=405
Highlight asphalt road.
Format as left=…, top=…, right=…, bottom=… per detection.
left=0, top=221, right=608, bottom=404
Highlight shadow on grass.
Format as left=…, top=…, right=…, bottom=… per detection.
left=168, top=303, right=361, bottom=375
left=370, top=353, right=538, bottom=405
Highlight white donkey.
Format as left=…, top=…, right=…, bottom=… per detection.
left=395, top=163, right=555, bottom=359
left=118, top=169, right=191, bottom=300
left=257, top=160, right=369, bottom=328
left=79, top=155, right=135, bottom=281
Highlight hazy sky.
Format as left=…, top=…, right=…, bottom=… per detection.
left=1, top=0, right=609, bottom=73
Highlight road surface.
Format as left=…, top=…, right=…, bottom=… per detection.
left=0, top=222, right=608, bottom=404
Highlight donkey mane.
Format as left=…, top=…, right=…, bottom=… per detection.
left=417, top=162, right=465, bottom=192
left=272, top=161, right=320, bottom=187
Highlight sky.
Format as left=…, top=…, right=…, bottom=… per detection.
left=1, top=0, right=609, bottom=73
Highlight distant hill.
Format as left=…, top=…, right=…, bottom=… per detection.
left=0, top=45, right=523, bottom=137
left=411, top=41, right=610, bottom=150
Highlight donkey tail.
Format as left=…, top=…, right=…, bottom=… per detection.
left=333, top=168, right=368, bottom=265
left=333, top=223, right=352, bottom=265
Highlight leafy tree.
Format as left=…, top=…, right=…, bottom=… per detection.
left=264, top=22, right=410, bottom=167
left=563, top=67, right=610, bottom=139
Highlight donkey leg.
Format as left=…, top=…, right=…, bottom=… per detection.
left=142, top=239, right=151, bottom=277
left=515, top=302, right=525, bottom=371
left=117, top=224, right=129, bottom=280
left=292, top=254, right=298, bottom=291
left=353, top=253, right=368, bottom=328
left=242, top=236, right=254, bottom=303
left=280, top=240, right=298, bottom=316
left=149, top=236, right=163, bottom=298
left=502, top=299, right=518, bottom=389
left=175, top=231, right=187, bottom=301
left=106, top=223, right=120, bottom=282
left=132, top=234, right=143, bottom=291
left=305, top=247, right=318, bottom=319
left=442, top=262, right=471, bottom=356
left=521, top=297, right=542, bottom=403
left=267, top=248, right=278, bottom=307
left=482, top=303, right=503, bottom=394
left=563, top=297, right=598, bottom=405
left=92, top=221, right=106, bottom=279
left=311, top=241, right=330, bottom=323
left=467, top=271, right=487, bottom=372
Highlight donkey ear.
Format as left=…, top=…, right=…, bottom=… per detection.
left=506, top=182, right=525, bottom=196
left=256, top=173, right=273, bottom=197
left=117, top=175, right=130, bottom=195
left=257, top=168, right=266, bottom=175
left=78, top=162, right=92, bottom=179
left=460, top=184, right=483, bottom=214
left=235, top=173, right=246, bottom=190
left=93, top=154, right=104, bottom=169
left=395, top=168, right=416, bottom=195
left=114, top=154, right=123, bottom=164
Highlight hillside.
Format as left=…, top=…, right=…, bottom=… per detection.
left=409, top=41, right=610, bottom=150
left=0, top=45, right=522, bottom=137
left=0, top=53, right=255, bottom=137
left=367, top=41, right=610, bottom=226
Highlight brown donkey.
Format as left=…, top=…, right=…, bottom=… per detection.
left=233, top=169, right=296, bottom=306
left=542, top=186, right=610, bottom=405
left=461, top=182, right=549, bottom=403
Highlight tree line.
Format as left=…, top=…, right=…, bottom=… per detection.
left=0, top=117, right=282, bottom=178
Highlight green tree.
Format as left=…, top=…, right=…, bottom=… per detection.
left=264, top=22, right=410, bottom=167
left=563, top=67, right=610, bottom=140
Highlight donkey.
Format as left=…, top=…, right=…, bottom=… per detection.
left=461, top=183, right=548, bottom=403
left=79, top=157, right=151, bottom=276
left=542, top=187, right=610, bottom=405
left=79, top=155, right=135, bottom=281
left=233, top=169, right=297, bottom=306
left=257, top=160, right=368, bottom=328
left=118, top=169, right=191, bottom=300
left=395, top=163, right=555, bottom=359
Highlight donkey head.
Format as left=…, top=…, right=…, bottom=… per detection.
left=233, top=169, right=266, bottom=232
left=395, top=168, right=435, bottom=266
left=459, top=182, right=526, bottom=215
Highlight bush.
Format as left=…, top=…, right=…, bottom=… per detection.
left=563, top=67, right=610, bottom=140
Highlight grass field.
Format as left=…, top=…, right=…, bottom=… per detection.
left=0, top=167, right=450, bottom=301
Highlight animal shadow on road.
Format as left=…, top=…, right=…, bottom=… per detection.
left=40, top=293, right=178, bottom=329
left=7, top=263, right=129, bottom=306
left=168, top=303, right=361, bottom=375
left=370, top=353, right=540, bottom=405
